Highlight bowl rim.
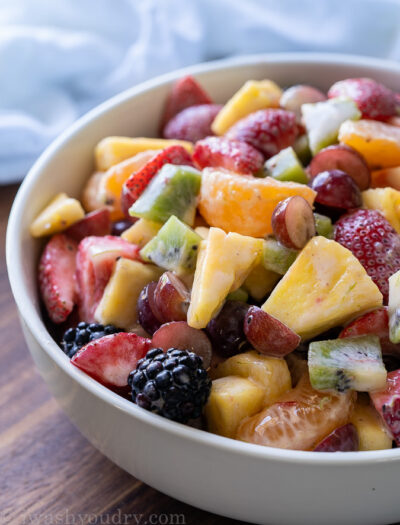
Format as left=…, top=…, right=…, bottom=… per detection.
left=7, top=51, right=400, bottom=466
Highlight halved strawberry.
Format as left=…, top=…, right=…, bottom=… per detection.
left=65, top=208, right=111, bottom=242
left=226, top=109, right=299, bottom=159
left=370, top=369, right=400, bottom=445
left=76, top=235, right=141, bottom=322
left=160, top=75, right=213, bottom=130
left=192, top=136, right=264, bottom=174
left=38, top=234, right=78, bottom=324
left=328, top=78, right=397, bottom=121
left=237, top=374, right=355, bottom=450
left=163, top=104, right=222, bottom=143
left=340, top=307, right=400, bottom=356
left=71, top=332, right=151, bottom=388
left=121, top=145, right=194, bottom=216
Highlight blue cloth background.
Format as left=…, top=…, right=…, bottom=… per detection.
left=2, top=0, right=400, bottom=183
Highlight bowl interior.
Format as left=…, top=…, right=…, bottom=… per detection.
left=7, top=52, right=400, bottom=463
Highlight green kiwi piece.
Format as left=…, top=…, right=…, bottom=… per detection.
left=140, top=215, right=202, bottom=275
left=293, top=134, right=312, bottom=165
left=262, top=238, right=298, bottom=275
left=227, top=287, right=249, bottom=303
left=264, top=147, right=308, bottom=184
left=308, top=335, right=386, bottom=393
left=314, top=213, right=334, bottom=239
left=129, top=164, right=201, bottom=225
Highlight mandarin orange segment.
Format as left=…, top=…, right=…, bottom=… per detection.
left=81, top=171, right=107, bottom=212
left=339, top=119, right=400, bottom=169
left=236, top=373, right=356, bottom=450
left=198, top=168, right=316, bottom=237
left=371, top=167, right=400, bottom=190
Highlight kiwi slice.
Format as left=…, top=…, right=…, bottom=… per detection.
left=227, top=287, right=249, bottom=303
left=262, top=238, right=297, bottom=275
left=129, top=164, right=201, bottom=225
left=264, top=146, right=308, bottom=184
left=314, top=213, right=334, bottom=239
left=140, top=215, right=202, bottom=275
left=293, top=134, right=311, bottom=165
left=308, top=335, right=387, bottom=393
left=389, top=270, right=400, bottom=343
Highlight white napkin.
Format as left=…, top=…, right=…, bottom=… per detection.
left=1, top=0, right=400, bottom=183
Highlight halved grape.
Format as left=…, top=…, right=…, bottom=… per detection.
left=111, top=218, right=136, bottom=236
left=206, top=301, right=250, bottom=357
left=137, top=281, right=163, bottom=335
left=154, top=271, right=190, bottom=322
left=151, top=321, right=212, bottom=368
left=311, top=170, right=362, bottom=210
left=280, top=85, right=326, bottom=120
left=271, top=196, right=316, bottom=250
left=314, top=423, right=359, bottom=452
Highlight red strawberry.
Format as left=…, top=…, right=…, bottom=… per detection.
left=314, top=423, right=359, bottom=452
left=38, top=234, right=78, bottom=323
left=334, top=209, right=400, bottom=303
left=76, top=235, right=141, bottom=322
left=370, top=369, right=400, bottom=445
left=340, top=307, right=400, bottom=356
left=328, top=78, right=397, bottom=121
left=121, top=145, right=193, bottom=216
left=71, top=332, right=151, bottom=388
left=65, top=208, right=111, bottom=242
left=226, top=109, right=298, bottom=158
left=161, top=75, right=213, bottom=130
left=163, top=104, right=222, bottom=143
left=192, top=136, right=264, bottom=174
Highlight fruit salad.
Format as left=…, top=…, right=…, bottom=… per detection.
left=31, top=74, right=400, bottom=452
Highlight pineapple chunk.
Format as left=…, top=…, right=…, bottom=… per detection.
left=30, top=193, right=85, bottom=237
left=211, top=351, right=291, bottom=406
left=262, top=236, right=383, bottom=340
left=95, top=137, right=193, bottom=171
left=121, top=218, right=162, bottom=247
left=205, top=376, right=265, bottom=438
left=94, top=258, right=163, bottom=330
left=187, top=228, right=263, bottom=329
left=350, top=396, right=393, bottom=450
left=211, top=80, right=282, bottom=135
left=243, top=263, right=280, bottom=301
left=362, top=188, right=400, bottom=233
left=194, top=226, right=210, bottom=240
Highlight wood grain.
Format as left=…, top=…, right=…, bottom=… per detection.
left=0, top=185, right=249, bottom=525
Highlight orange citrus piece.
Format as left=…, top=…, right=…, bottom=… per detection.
left=198, top=168, right=316, bottom=237
left=339, top=119, right=400, bottom=169
left=81, top=171, right=107, bottom=212
left=236, top=373, right=356, bottom=450
left=371, top=166, right=400, bottom=190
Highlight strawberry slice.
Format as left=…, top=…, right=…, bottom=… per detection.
left=71, top=332, right=151, bottom=388
left=334, top=209, right=400, bottom=303
left=192, top=136, right=264, bottom=174
left=314, top=423, right=359, bottom=452
left=161, top=75, right=213, bottom=130
left=38, top=234, right=78, bottom=323
left=76, top=235, right=141, bottom=322
left=226, top=109, right=299, bottom=159
left=163, top=104, right=222, bottom=143
left=370, top=369, right=400, bottom=445
left=121, top=145, right=193, bottom=216
left=328, top=78, right=397, bottom=121
left=340, top=307, right=400, bottom=356
left=65, top=209, right=111, bottom=242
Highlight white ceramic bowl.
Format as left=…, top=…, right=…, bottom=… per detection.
left=7, top=53, right=400, bottom=525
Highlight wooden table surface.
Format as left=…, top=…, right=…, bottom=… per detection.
left=0, top=184, right=249, bottom=525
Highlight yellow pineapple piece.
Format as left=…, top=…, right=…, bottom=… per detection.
left=211, top=350, right=291, bottom=405
left=362, top=187, right=400, bottom=233
left=211, top=80, right=282, bottom=135
left=243, top=263, right=280, bottom=301
left=194, top=226, right=210, bottom=240
left=339, top=119, right=400, bottom=169
left=262, top=236, right=383, bottom=340
left=187, top=228, right=263, bottom=329
left=350, top=396, right=393, bottom=450
left=121, top=219, right=162, bottom=247
left=94, top=258, right=163, bottom=331
left=205, top=376, right=265, bottom=438
left=95, top=137, right=193, bottom=171
left=30, top=193, right=85, bottom=238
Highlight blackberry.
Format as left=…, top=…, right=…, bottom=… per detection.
left=128, top=347, right=211, bottom=423
left=61, top=322, right=121, bottom=358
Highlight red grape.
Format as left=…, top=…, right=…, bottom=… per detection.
left=154, top=272, right=190, bottom=323
left=314, top=423, right=359, bottom=452
left=206, top=301, right=250, bottom=357
left=271, top=196, right=316, bottom=250
left=311, top=170, right=362, bottom=210
left=308, top=144, right=370, bottom=191
left=151, top=321, right=212, bottom=368
left=137, top=281, right=163, bottom=335
left=244, top=306, right=300, bottom=357
left=280, top=84, right=326, bottom=120
left=111, top=218, right=136, bottom=236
